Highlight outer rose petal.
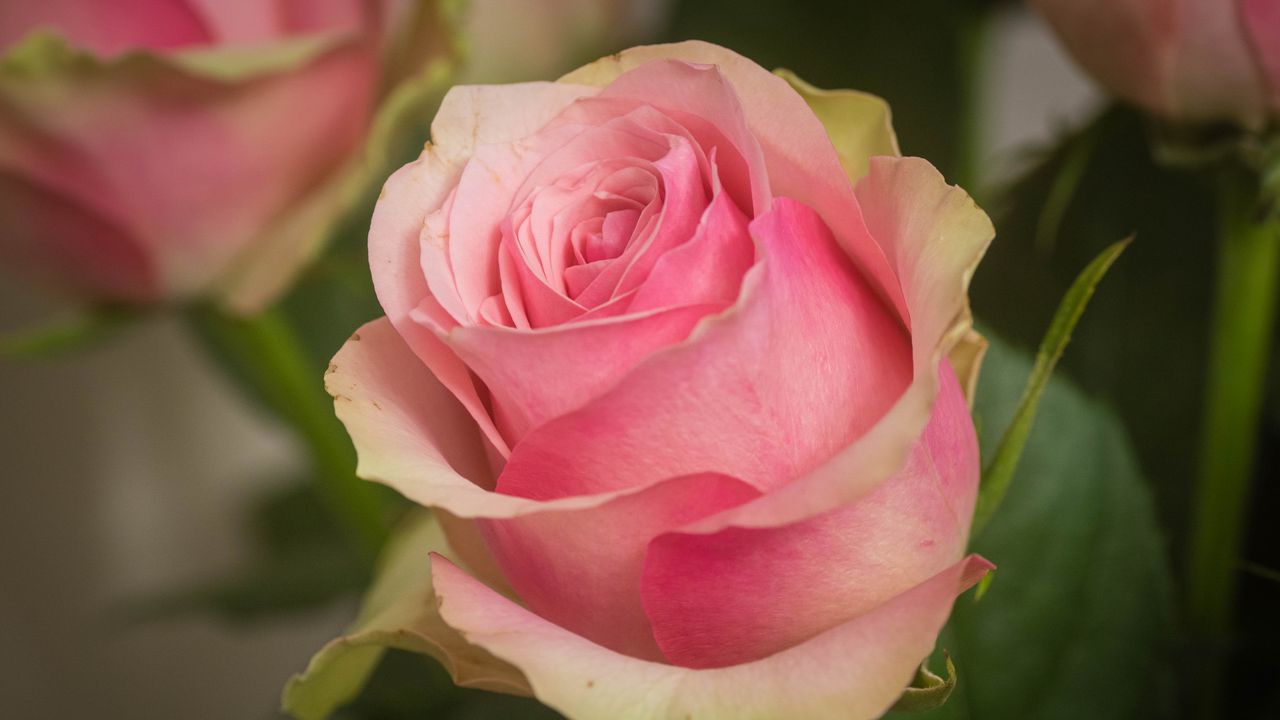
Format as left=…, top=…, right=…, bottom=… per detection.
left=1243, top=0, right=1280, bottom=110
left=1165, top=0, right=1272, bottom=125
left=431, top=552, right=992, bottom=720
left=330, top=315, right=701, bottom=518
left=0, top=0, right=211, bottom=57
left=479, top=473, right=760, bottom=661
left=0, top=32, right=376, bottom=303
left=1030, top=0, right=1174, bottom=114
left=369, top=81, right=595, bottom=451
left=641, top=361, right=977, bottom=668
left=0, top=171, right=157, bottom=302
left=449, top=304, right=723, bottom=441
left=1032, top=0, right=1272, bottom=126
left=562, top=41, right=909, bottom=320
left=666, top=155, right=992, bottom=536
left=775, top=68, right=899, bottom=186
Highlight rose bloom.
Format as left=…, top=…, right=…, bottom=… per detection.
left=1032, top=0, right=1280, bottom=128
left=0, top=0, right=447, bottom=311
left=328, top=42, right=994, bottom=718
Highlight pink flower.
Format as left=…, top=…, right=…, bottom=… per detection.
left=329, top=42, right=994, bottom=718
left=0, top=0, right=449, bottom=310
left=1032, top=0, right=1280, bottom=128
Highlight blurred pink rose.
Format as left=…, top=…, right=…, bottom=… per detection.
left=1032, top=0, right=1280, bottom=128
left=329, top=41, right=994, bottom=718
left=0, top=0, right=449, bottom=310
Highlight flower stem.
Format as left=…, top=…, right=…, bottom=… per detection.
left=1187, top=164, right=1280, bottom=712
left=193, top=306, right=389, bottom=561
left=954, top=6, right=992, bottom=197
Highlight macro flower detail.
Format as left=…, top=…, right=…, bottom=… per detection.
left=0, top=0, right=451, bottom=310
left=324, top=41, right=994, bottom=719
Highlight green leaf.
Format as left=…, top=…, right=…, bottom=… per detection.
left=973, top=239, right=1130, bottom=532
left=891, top=335, right=1176, bottom=720
left=0, top=305, right=138, bottom=358
left=893, top=652, right=958, bottom=712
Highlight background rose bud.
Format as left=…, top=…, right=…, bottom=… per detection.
left=1031, top=0, right=1280, bottom=128
left=0, top=0, right=450, bottom=311
left=325, top=41, right=995, bottom=718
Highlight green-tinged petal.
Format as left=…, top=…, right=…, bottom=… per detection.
left=281, top=512, right=529, bottom=720
left=216, top=8, right=460, bottom=313
left=892, top=652, right=958, bottom=712
left=0, top=30, right=348, bottom=84
left=776, top=68, right=900, bottom=184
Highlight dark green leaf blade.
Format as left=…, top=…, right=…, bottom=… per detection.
left=973, top=239, right=1130, bottom=532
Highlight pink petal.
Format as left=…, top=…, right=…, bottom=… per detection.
left=1166, top=0, right=1271, bottom=125
left=431, top=552, right=992, bottom=720
left=0, top=0, right=211, bottom=56
left=563, top=43, right=908, bottom=321
left=494, top=198, right=910, bottom=501
left=372, top=82, right=595, bottom=451
left=448, top=303, right=722, bottom=442
left=1029, top=0, right=1174, bottom=115
left=329, top=315, right=723, bottom=520
left=327, top=318, right=494, bottom=493
left=0, top=32, right=376, bottom=303
left=1243, top=0, right=1280, bottom=110
left=0, top=171, right=157, bottom=303
left=627, top=189, right=754, bottom=313
left=641, top=361, right=977, bottom=668
left=479, top=473, right=761, bottom=661
left=634, top=156, right=992, bottom=538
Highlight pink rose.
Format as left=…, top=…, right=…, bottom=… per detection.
left=1032, top=0, right=1280, bottom=128
left=0, top=0, right=448, bottom=310
left=328, top=42, right=994, bottom=718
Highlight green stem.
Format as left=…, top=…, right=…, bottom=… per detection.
left=954, top=7, right=991, bottom=196
left=194, top=306, right=388, bottom=560
left=1187, top=164, right=1280, bottom=712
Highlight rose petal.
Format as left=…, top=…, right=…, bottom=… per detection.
left=0, top=31, right=376, bottom=301
left=668, top=156, right=992, bottom=537
left=371, top=82, right=595, bottom=451
left=562, top=41, right=908, bottom=320
left=479, top=472, right=761, bottom=661
left=627, top=189, right=754, bottom=313
left=431, top=552, right=992, bottom=720
left=495, top=198, right=910, bottom=501
left=331, top=315, right=710, bottom=519
left=0, top=171, right=157, bottom=302
left=1028, top=0, right=1173, bottom=115
left=1166, top=0, right=1271, bottom=125
left=447, top=303, right=722, bottom=442
left=1242, top=0, right=1280, bottom=111
left=775, top=69, right=899, bottom=185
left=0, top=0, right=211, bottom=56
left=641, top=361, right=977, bottom=668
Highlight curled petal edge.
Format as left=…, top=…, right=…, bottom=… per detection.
left=429, top=552, right=993, bottom=720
